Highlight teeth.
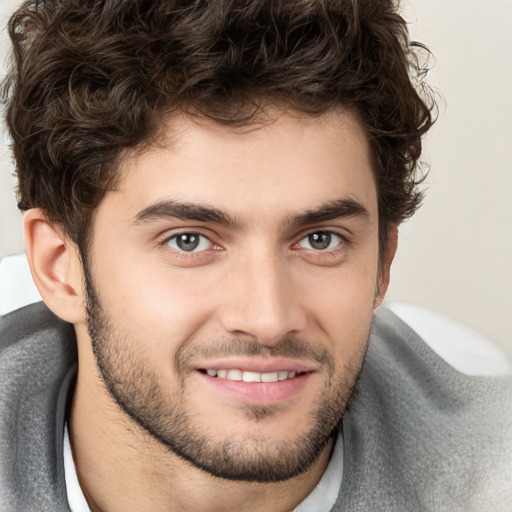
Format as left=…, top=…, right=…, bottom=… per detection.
left=242, top=371, right=261, bottom=383
left=226, top=369, right=242, bottom=381
left=205, top=369, right=299, bottom=382
left=261, top=372, right=279, bottom=383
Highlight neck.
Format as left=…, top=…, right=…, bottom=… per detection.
left=69, top=344, right=333, bottom=512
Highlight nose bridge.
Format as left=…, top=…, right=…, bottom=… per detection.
left=220, top=245, right=306, bottom=344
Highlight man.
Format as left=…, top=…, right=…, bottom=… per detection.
left=0, top=0, right=510, bottom=511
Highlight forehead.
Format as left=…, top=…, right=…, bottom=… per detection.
left=103, top=108, right=377, bottom=225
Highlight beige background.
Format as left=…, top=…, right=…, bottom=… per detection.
left=0, top=0, right=511, bottom=354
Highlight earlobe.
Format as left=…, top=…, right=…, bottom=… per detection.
left=24, top=209, right=85, bottom=323
left=374, top=226, right=399, bottom=309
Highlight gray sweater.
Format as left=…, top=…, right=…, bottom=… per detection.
left=0, top=303, right=511, bottom=511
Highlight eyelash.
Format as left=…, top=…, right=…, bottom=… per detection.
left=161, top=231, right=221, bottom=257
left=160, top=229, right=348, bottom=257
left=293, top=230, right=346, bottom=252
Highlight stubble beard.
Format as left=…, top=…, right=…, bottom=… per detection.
left=84, top=274, right=368, bottom=483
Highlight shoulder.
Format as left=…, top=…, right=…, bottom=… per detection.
left=0, top=301, right=75, bottom=356
left=384, top=301, right=510, bottom=376
left=0, top=302, right=76, bottom=510
left=339, top=304, right=512, bottom=511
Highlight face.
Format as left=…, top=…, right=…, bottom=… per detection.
left=82, top=109, right=386, bottom=482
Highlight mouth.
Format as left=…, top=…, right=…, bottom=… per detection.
left=195, top=362, right=313, bottom=405
left=199, top=368, right=301, bottom=383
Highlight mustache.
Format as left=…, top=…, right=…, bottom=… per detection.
left=175, top=335, right=335, bottom=373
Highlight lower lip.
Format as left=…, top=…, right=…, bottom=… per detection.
left=196, top=371, right=312, bottom=405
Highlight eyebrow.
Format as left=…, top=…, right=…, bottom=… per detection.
left=132, top=200, right=241, bottom=228
left=132, top=197, right=369, bottom=229
left=287, top=198, right=369, bottom=227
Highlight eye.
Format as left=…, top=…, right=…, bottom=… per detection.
left=166, top=232, right=212, bottom=253
left=297, top=231, right=343, bottom=251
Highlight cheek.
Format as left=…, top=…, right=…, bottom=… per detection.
left=301, top=259, right=378, bottom=354
left=93, top=254, right=221, bottom=352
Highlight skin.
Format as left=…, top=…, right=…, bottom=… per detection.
left=24, top=108, right=397, bottom=511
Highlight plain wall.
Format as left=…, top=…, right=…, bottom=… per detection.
left=0, top=0, right=511, bottom=354
left=386, top=0, right=512, bottom=356
left=0, top=0, right=23, bottom=256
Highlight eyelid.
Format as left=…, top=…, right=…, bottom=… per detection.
left=159, top=226, right=213, bottom=243
left=298, top=231, right=343, bottom=250
left=293, top=228, right=349, bottom=246
left=166, top=232, right=212, bottom=252
left=159, top=229, right=222, bottom=254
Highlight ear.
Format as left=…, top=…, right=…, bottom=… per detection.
left=374, top=225, right=398, bottom=309
left=24, top=209, right=86, bottom=324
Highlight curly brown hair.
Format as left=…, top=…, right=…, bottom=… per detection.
left=2, top=0, right=436, bottom=255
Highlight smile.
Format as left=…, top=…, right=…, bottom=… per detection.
left=196, top=365, right=313, bottom=404
left=203, top=369, right=300, bottom=382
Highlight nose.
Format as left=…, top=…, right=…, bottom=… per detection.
left=218, top=249, right=307, bottom=345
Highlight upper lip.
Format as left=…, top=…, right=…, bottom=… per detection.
left=194, top=357, right=317, bottom=374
